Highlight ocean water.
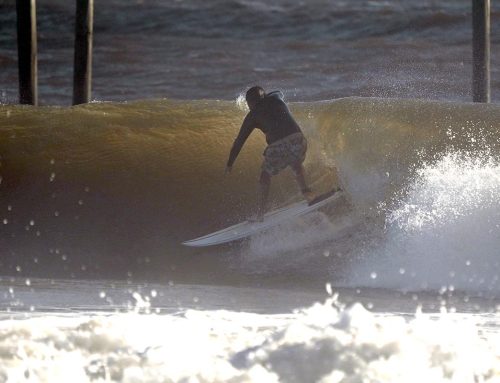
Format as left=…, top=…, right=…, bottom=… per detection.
left=1, top=0, right=500, bottom=382
left=0, top=0, right=500, bottom=104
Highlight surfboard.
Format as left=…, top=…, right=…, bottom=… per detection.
left=182, top=188, right=343, bottom=247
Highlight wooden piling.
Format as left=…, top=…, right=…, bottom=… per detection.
left=472, top=0, right=490, bottom=103
left=16, top=0, right=38, bottom=105
left=72, top=0, right=94, bottom=105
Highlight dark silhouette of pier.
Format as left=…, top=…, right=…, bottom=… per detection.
left=16, top=0, right=37, bottom=105
left=16, top=0, right=94, bottom=106
left=473, top=0, right=491, bottom=103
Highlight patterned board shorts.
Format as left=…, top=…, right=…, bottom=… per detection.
left=262, top=132, right=307, bottom=175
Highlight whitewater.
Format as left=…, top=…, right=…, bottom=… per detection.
left=1, top=277, right=500, bottom=382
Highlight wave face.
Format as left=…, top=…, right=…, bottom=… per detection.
left=0, top=99, right=338, bottom=282
left=1, top=0, right=500, bottom=104
left=1, top=97, right=500, bottom=292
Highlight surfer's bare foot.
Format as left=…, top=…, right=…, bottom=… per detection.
left=302, top=189, right=317, bottom=203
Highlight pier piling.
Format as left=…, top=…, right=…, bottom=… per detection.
left=472, top=0, right=490, bottom=103
left=72, top=0, right=94, bottom=105
left=16, top=0, right=38, bottom=105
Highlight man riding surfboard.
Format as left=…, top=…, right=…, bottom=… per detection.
left=225, top=86, right=315, bottom=221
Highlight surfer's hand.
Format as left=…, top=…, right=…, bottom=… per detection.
left=224, top=166, right=232, bottom=175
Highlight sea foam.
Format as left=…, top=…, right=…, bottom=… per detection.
left=0, top=298, right=499, bottom=382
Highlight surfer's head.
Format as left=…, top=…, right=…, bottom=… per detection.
left=245, top=86, right=265, bottom=110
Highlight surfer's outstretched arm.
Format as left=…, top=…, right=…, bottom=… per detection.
left=226, top=113, right=255, bottom=171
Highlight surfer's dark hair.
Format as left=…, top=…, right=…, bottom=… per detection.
left=245, top=86, right=265, bottom=104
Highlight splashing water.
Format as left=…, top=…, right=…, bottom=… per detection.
left=236, top=93, right=250, bottom=112
left=348, top=152, right=500, bottom=292
left=389, top=152, right=500, bottom=231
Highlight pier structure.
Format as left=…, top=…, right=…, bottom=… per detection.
left=16, top=0, right=38, bottom=105
left=72, top=0, right=94, bottom=105
left=15, top=0, right=94, bottom=106
left=472, top=0, right=491, bottom=103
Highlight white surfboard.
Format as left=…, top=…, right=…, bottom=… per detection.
left=182, top=189, right=343, bottom=247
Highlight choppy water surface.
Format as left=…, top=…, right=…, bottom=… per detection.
left=1, top=0, right=500, bottom=104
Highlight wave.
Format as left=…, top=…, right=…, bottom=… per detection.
left=0, top=97, right=500, bottom=292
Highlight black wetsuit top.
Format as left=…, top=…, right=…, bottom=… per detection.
left=227, top=91, right=302, bottom=168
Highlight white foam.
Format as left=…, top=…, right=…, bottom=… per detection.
left=347, top=152, right=500, bottom=292
left=0, top=299, right=499, bottom=382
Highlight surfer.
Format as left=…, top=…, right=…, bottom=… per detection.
left=225, top=86, right=315, bottom=221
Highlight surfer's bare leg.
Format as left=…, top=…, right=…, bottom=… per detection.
left=256, top=170, right=271, bottom=221
left=291, top=163, right=315, bottom=202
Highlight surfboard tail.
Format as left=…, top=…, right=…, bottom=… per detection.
left=308, top=187, right=342, bottom=206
